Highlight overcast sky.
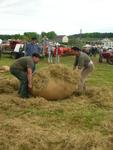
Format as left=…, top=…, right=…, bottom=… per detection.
left=0, top=0, right=113, bottom=35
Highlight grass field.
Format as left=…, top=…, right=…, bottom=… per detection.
left=1, top=54, right=113, bottom=87
left=0, top=55, right=113, bottom=149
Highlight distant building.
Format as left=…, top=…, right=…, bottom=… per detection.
left=101, top=38, right=113, bottom=49
left=56, top=35, right=68, bottom=43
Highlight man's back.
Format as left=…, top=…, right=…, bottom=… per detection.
left=10, top=56, right=34, bottom=72
left=77, top=52, right=91, bottom=69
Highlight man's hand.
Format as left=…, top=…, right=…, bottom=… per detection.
left=28, top=83, right=32, bottom=89
left=28, top=83, right=32, bottom=94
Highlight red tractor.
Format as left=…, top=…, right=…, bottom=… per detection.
left=99, top=48, right=113, bottom=64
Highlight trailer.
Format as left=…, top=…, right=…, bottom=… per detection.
left=1, top=40, right=24, bottom=58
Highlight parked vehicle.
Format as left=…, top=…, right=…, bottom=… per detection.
left=99, top=48, right=113, bottom=64
left=1, top=40, right=23, bottom=58
left=45, top=46, right=73, bottom=56
left=11, top=43, right=24, bottom=59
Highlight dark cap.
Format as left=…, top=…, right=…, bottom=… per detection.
left=32, top=53, right=41, bottom=58
left=31, top=37, right=37, bottom=40
left=71, top=47, right=81, bottom=51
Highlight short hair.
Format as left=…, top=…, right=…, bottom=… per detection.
left=32, top=53, right=41, bottom=58
left=71, top=47, right=81, bottom=51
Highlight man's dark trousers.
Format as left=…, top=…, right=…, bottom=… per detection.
left=10, top=68, right=29, bottom=98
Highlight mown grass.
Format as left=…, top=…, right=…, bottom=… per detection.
left=1, top=54, right=113, bottom=149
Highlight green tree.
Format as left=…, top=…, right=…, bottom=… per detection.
left=41, top=32, right=47, bottom=38
left=46, top=31, right=57, bottom=40
left=12, top=34, right=23, bottom=39
left=23, top=32, right=40, bottom=41
left=68, top=37, right=84, bottom=48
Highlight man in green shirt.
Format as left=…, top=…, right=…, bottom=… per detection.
left=10, top=53, right=41, bottom=98
left=72, top=47, right=94, bottom=93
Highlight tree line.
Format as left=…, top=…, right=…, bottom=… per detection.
left=69, top=32, right=113, bottom=39
left=0, top=31, right=57, bottom=41
left=1, top=32, right=113, bottom=41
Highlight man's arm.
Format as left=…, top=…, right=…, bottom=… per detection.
left=73, top=56, right=79, bottom=70
left=27, top=68, right=33, bottom=89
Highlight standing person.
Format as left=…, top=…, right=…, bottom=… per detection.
left=25, top=37, right=41, bottom=56
left=48, top=42, right=53, bottom=64
left=72, top=47, right=94, bottom=93
left=42, top=37, right=49, bottom=57
left=98, top=47, right=105, bottom=63
left=10, top=53, right=41, bottom=98
left=0, top=39, right=2, bottom=58
left=54, top=45, right=61, bottom=63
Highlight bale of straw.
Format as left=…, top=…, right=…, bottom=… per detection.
left=32, top=64, right=79, bottom=100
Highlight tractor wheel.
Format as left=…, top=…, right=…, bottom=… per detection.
left=107, top=57, right=113, bottom=65
left=11, top=53, right=19, bottom=59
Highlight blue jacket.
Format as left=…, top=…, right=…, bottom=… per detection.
left=25, top=42, right=41, bottom=56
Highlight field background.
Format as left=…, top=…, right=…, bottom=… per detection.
left=0, top=55, right=113, bottom=150
left=1, top=54, right=113, bottom=87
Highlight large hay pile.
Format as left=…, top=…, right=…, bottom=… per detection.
left=0, top=64, right=79, bottom=100
left=32, top=64, right=79, bottom=100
